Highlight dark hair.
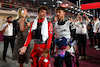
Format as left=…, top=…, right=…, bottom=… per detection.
left=37, top=6, right=48, bottom=13
left=55, top=7, right=65, bottom=12
left=7, top=16, right=12, bottom=19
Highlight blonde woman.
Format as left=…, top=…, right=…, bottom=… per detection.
left=12, top=8, right=31, bottom=67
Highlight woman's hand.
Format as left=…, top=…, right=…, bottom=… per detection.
left=19, top=46, right=27, bottom=55
left=27, top=22, right=31, bottom=27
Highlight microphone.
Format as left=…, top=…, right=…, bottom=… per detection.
left=27, top=19, right=30, bottom=22
left=25, top=19, right=30, bottom=24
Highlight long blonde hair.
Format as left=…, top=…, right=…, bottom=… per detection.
left=15, top=8, right=25, bottom=20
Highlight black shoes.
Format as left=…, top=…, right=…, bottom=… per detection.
left=89, top=44, right=94, bottom=47
left=2, top=58, right=6, bottom=62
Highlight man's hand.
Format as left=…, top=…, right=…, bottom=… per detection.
left=2, top=25, right=8, bottom=33
left=6, top=25, right=8, bottom=28
left=63, top=45, right=70, bottom=51
left=19, top=46, right=27, bottom=55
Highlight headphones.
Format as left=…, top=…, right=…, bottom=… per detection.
left=58, top=20, right=67, bottom=25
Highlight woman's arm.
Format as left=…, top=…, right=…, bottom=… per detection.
left=19, top=17, right=30, bottom=32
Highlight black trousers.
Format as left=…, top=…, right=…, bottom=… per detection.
left=94, top=33, right=97, bottom=46
left=3, top=36, right=15, bottom=59
left=97, top=33, right=100, bottom=48
left=88, top=32, right=93, bottom=46
left=76, top=34, right=86, bottom=56
left=54, top=52, right=72, bottom=67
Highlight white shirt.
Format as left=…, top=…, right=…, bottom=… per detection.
left=96, top=21, right=100, bottom=33
left=54, top=21, right=71, bottom=39
left=75, top=20, right=90, bottom=34
left=93, top=19, right=99, bottom=33
left=75, top=21, right=83, bottom=34
left=1, top=23, right=13, bottom=36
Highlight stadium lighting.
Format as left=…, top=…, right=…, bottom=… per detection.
left=66, top=4, right=68, bottom=6
left=87, top=10, right=90, bottom=13
left=72, top=11, right=74, bottom=13
left=83, top=11, right=86, bottom=13
left=12, top=10, right=16, bottom=12
left=78, top=9, right=80, bottom=11
left=53, top=5, right=55, bottom=7
left=75, top=8, right=77, bottom=10
left=81, top=11, right=83, bottom=13
left=57, top=1, right=62, bottom=4
left=70, top=6, right=74, bottom=8
left=75, top=12, right=77, bottom=14
left=68, top=10, right=71, bottom=12
left=65, top=9, right=68, bottom=10
left=44, top=2, right=46, bottom=4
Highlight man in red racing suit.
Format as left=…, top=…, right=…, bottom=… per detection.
left=19, top=6, right=53, bottom=67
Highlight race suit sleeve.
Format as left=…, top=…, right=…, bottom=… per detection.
left=46, top=21, right=53, bottom=49
left=23, top=22, right=33, bottom=47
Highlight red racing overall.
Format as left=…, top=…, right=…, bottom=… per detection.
left=24, top=19, right=53, bottom=67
